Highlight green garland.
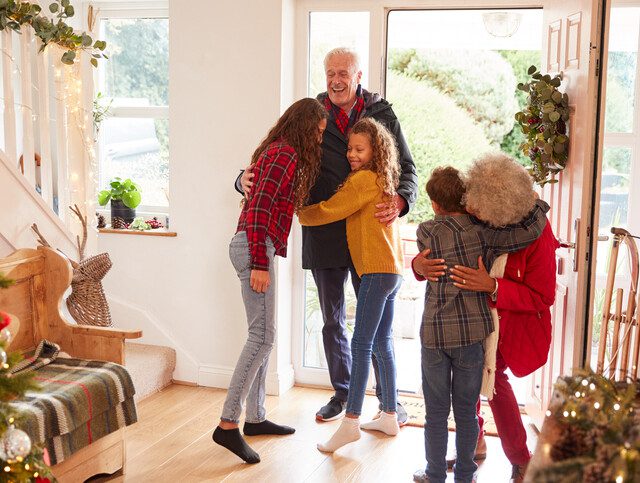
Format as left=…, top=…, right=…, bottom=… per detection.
left=0, top=0, right=106, bottom=67
left=515, top=65, right=570, bottom=187
left=529, top=370, right=640, bottom=482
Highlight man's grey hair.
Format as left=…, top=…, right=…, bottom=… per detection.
left=324, top=47, right=361, bottom=73
left=463, top=151, right=538, bottom=227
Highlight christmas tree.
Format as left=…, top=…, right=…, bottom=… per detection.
left=0, top=273, right=55, bottom=482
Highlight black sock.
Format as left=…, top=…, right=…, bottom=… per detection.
left=212, top=427, right=260, bottom=464
left=243, top=420, right=296, bottom=436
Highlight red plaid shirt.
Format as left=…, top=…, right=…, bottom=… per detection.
left=236, top=140, right=298, bottom=271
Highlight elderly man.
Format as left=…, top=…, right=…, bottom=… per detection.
left=237, top=47, right=417, bottom=423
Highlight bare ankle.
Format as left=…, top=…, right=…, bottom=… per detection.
left=219, top=420, right=239, bottom=430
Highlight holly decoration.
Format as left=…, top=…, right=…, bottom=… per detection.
left=515, top=65, right=570, bottom=187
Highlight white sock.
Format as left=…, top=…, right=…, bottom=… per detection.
left=317, top=417, right=361, bottom=452
left=360, top=411, right=399, bottom=436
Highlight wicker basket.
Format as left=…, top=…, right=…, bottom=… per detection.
left=66, top=252, right=113, bottom=327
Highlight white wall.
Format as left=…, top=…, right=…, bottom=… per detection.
left=98, top=0, right=297, bottom=391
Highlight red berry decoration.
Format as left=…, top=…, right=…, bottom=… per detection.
left=145, top=217, right=164, bottom=229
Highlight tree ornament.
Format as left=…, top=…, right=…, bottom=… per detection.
left=0, top=328, right=11, bottom=344
left=0, top=426, right=32, bottom=460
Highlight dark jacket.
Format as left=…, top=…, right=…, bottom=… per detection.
left=235, top=89, right=418, bottom=269
left=302, top=89, right=417, bottom=269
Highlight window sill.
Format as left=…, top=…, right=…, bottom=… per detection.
left=98, top=228, right=177, bottom=237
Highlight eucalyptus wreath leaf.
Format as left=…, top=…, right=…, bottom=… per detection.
left=549, top=111, right=561, bottom=122
left=552, top=91, right=563, bottom=103
left=528, top=65, right=537, bottom=75
left=90, top=57, right=97, bottom=67
left=64, top=5, right=73, bottom=16
left=553, top=143, right=565, bottom=154
left=61, top=0, right=69, bottom=7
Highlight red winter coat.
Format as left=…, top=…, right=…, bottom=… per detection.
left=490, top=222, right=559, bottom=377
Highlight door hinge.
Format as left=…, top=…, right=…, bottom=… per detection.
left=595, top=58, right=600, bottom=77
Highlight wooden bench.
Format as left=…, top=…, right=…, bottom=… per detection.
left=0, top=246, right=142, bottom=482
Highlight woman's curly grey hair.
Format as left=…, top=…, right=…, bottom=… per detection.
left=463, top=152, right=537, bottom=227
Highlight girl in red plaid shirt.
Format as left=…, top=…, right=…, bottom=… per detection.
left=214, top=98, right=327, bottom=464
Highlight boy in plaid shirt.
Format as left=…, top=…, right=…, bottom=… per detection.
left=412, top=166, right=549, bottom=483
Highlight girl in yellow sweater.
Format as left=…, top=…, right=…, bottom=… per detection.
left=298, top=118, right=404, bottom=452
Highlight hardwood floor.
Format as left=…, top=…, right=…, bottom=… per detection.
left=90, top=384, right=538, bottom=482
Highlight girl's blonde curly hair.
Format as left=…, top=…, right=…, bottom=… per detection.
left=349, top=118, right=399, bottom=199
left=463, top=152, right=537, bottom=227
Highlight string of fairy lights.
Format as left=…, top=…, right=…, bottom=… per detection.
left=1, top=32, right=97, bottom=221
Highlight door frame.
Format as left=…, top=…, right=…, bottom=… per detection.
left=291, top=0, right=605, bottom=389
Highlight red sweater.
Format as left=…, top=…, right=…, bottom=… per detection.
left=236, top=140, right=297, bottom=271
left=490, top=222, right=560, bottom=377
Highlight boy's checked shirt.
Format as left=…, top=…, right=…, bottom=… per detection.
left=416, top=199, right=550, bottom=349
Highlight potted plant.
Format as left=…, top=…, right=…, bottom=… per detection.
left=97, top=177, right=142, bottom=227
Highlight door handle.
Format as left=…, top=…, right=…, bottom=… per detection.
left=558, top=218, right=581, bottom=272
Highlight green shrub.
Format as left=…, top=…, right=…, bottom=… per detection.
left=499, top=50, right=542, bottom=166
left=390, top=48, right=518, bottom=145
left=386, top=71, right=493, bottom=223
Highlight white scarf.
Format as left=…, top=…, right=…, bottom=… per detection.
left=480, top=253, right=508, bottom=400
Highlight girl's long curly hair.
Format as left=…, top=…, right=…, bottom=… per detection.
left=349, top=118, right=399, bottom=199
left=251, top=98, right=327, bottom=211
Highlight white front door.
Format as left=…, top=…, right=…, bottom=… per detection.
left=526, top=0, right=608, bottom=427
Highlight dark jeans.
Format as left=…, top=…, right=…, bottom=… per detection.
left=312, top=265, right=395, bottom=403
left=421, top=342, right=484, bottom=483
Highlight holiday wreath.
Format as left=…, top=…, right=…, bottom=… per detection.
left=515, top=65, right=570, bottom=187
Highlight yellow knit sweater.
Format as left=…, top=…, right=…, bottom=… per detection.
left=298, top=169, right=404, bottom=277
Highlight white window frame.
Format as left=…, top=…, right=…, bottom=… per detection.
left=601, top=5, right=640, bottom=237
left=86, top=1, right=170, bottom=215
left=291, top=0, right=546, bottom=388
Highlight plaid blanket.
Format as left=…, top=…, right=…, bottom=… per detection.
left=9, top=339, right=60, bottom=375
left=10, top=358, right=137, bottom=465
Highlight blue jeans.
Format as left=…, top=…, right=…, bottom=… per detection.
left=220, top=231, right=276, bottom=423
left=345, top=273, right=403, bottom=416
left=421, top=342, right=484, bottom=483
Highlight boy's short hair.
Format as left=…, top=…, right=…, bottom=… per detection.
left=426, top=166, right=465, bottom=213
